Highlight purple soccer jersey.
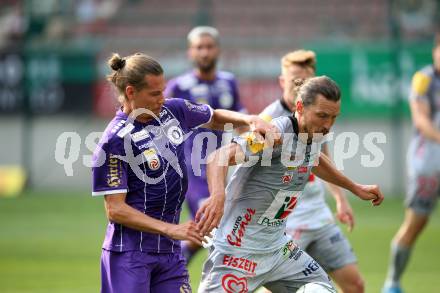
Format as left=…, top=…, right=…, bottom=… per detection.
left=165, top=70, right=243, bottom=217
left=92, top=98, right=213, bottom=253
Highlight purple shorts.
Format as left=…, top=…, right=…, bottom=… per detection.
left=101, top=249, right=191, bottom=293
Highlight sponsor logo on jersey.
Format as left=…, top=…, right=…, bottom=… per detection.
left=298, top=166, right=308, bottom=173
left=110, top=120, right=126, bottom=134
left=227, top=208, right=256, bottom=247
left=131, top=129, right=150, bottom=142
left=223, top=255, right=257, bottom=275
left=258, top=191, right=299, bottom=226
left=302, top=260, right=321, bottom=277
left=159, top=109, right=167, bottom=118
left=138, top=141, right=153, bottom=150
left=221, top=273, right=248, bottom=293
left=107, top=154, right=123, bottom=187
left=143, top=148, right=161, bottom=171
left=282, top=240, right=303, bottom=260
left=116, top=123, right=135, bottom=138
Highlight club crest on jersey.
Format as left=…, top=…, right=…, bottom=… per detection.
left=143, top=148, right=161, bottom=171
left=167, top=125, right=184, bottom=145
left=282, top=167, right=297, bottom=184
left=281, top=174, right=293, bottom=184
left=258, top=190, right=299, bottom=226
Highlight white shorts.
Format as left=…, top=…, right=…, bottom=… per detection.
left=198, top=240, right=335, bottom=293
left=287, top=223, right=357, bottom=272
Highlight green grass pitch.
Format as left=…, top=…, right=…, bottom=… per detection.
left=0, top=190, right=438, bottom=292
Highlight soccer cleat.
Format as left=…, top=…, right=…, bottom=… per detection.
left=382, top=285, right=404, bottom=293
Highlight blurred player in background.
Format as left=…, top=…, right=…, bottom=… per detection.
left=382, top=34, right=440, bottom=293
left=260, top=50, right=364, bottom=293
left=196, top=76, right=384, bottom=292
left=92, top=52, right=272, bottom=293
left=165, top=26, right=245, bottom=263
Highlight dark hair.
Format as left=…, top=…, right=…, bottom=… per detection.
left=298, top=76, right=341, bottom=106
left=107, top=52, right=163, bottom=103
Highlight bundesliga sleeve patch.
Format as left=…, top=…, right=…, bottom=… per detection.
left=412, top=72, right=431, bottom=96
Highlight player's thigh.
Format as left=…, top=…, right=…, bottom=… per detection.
left=264, top=240, right=334, bottom=292
left=100, top=250, right=150, bottom=293
left=150, top=253, right=191, bottom=293
left=307, top=224, right=357, bottom=272
left=199, top=249, right=263, bottom=293
left=405, top=172, right=440, bottom=216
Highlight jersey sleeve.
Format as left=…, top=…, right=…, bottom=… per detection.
left=92, top=137, right=128, bottom=196
left=409, top=70, right=433, bottom=102
left=171, top=98, right=214, bottom=130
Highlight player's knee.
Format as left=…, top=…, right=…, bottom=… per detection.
left=354, top=276, right=365, bottom=293
left=339, top=275, right=364, bottom=293
left=394, top=222, right=424, bottom=246
left=346, top=276, right=364, bottom=293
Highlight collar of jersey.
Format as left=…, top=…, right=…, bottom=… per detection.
left=279, top=97, right=291, bottom=113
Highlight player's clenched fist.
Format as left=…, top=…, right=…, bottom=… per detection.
left=353, top=184, right=384, bottom=206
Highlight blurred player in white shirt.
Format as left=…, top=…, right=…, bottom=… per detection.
left=382, top=33, right=440, bottom=293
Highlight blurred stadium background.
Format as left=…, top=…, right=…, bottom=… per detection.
left=0, top=0, right=439, bottom=292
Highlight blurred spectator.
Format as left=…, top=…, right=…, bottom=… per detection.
left=0, top=3, right=27, bottom=48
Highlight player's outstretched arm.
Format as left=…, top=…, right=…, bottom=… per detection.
left=202, top=109, right=277, bottom=136
left=312, top=152, right=384, bottom=206
left=321, top=144, right=355, bottom=231
left=195, top=143, right=246, bottom=236
left=104, top=193, right=204, bottom=245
